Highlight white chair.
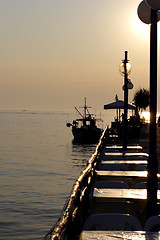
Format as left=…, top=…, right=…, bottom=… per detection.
left=144, top=215, right=160, bottom=231
left=83, top=213, right=142, bottom=231
left=98, top=164, right=129, bottom=171
left=133, top=181, right=160, bottom=190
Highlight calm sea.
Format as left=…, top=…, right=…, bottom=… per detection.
left=0, top=109, right=114, bottom=240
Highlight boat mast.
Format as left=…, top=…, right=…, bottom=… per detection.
left=84, top=97, right=87, bottom=119
left=74, top=98, right=92, bottom=126
left=83, top=97, right=92, bottom=117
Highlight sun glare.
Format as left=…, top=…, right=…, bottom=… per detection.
left=140, top=111, right=150, bottom=123
left=133, top=16, right=150, bottom=39
left=140, top=112, right=160, bottom=123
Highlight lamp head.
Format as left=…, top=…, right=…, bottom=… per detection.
left=119, top=62, right=131, bottom=76
left=146, top=0, right=160, bottom=10
left=137, top=0, right=151, bottom=24
left=138, top=0, right=160, bottom=24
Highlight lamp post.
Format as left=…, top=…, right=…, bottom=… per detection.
left=137, top=0, right=160, bottom=218
left=119, top=51, right=131, bottom=151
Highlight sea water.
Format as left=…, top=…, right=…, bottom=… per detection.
left=0, top=109, right=114, bottom=240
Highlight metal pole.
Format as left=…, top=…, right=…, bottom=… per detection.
left=123, top=51, right=128, bottom=151
left=147, top=9, right=158, bottom=218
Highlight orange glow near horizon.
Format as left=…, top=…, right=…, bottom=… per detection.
left=140, top=111, right=150, bottom=123
left=140, top=111, right=160, bottom=123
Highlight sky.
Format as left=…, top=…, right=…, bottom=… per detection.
left=0, top=0, right=159, bottom=112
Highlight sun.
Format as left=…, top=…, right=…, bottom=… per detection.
left=132, top=14, right=150, bottom=40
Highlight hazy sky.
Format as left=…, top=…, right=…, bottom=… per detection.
left=0, top=0, right=159, bottom=112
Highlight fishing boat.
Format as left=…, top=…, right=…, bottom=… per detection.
left=66, top=98, right=103, bottom=143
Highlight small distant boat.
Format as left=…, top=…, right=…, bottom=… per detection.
left=66, top=98, right=103, bottom=143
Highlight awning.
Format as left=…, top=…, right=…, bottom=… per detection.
left=104, top=100, right=136, bottom=110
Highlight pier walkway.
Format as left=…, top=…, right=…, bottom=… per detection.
left=45, top=124, right=160, bottom=240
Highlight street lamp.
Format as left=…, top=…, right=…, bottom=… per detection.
left=119, top=51, right=131, bottom=150
left=137, top=0, right=160, bottom=218
left=138, top=0, right=160, bottom=24
left=119, top=62, right=131, bottom=76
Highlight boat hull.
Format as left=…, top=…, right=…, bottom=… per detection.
left=72, top=127, right=102, bottom=143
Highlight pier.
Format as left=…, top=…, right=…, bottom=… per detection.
left=44, top=123, right=160, bottom=240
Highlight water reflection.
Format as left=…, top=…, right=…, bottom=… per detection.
left=71, top=142, right=97, bottom=168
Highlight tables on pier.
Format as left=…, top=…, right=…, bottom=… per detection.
left=124, top=153, right=149, bottom=158
left=100, top=152, right=149, bottom=161
left=93, top=188, right=160, bottom=201
left=105, top=145, right=143, bottom=151
left=98, top=145, right=148, bottom=172
left=80, top=231, right=160, bottom=240
left=91, top=188, right=160, bottom=222
left=104, top=145, right=143, bottom=153
left=80, top=144, right=160, bottom=240
left=100, top=160, right=147, bottom=165
left=95, top=170, right=152, bottom=186
left=98, top=160, right=147, bottom=171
